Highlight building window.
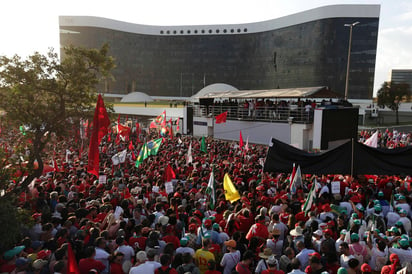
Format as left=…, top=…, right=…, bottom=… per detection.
left=180, top=30, right=184, bottom=34
left=194, top=30, right=198, bottom=34
left=244, top=28, right=248, bottom=32
left=167, top=30, right=170, bottom=34
left=216, top=29, right=220, bottom=33
left=237, top=29, right=241, bottom=33
left=173, top=30, right=177, bottom=34
left=230, top=29, right=234, bottom=33
left=160, top=30, right=164, bottom=34
left=209, top=29, right=212, bottom=33
left=187, top=30, right=191, bottom=34
left=201, top=29, right=205, bottom=33
left=223, top=29, right=227, bottom=33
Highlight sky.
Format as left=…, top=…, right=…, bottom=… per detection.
left=1, top=0, right=412, bottom=97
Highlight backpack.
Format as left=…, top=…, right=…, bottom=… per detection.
left=177, top=264, right=195, bottom=274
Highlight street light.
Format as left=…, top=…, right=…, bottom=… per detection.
left=344, top=21, right=359, bottom=101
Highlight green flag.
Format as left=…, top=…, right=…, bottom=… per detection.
left=146, top=138, right=162, bottom=156
left=200, top=136, right=207, bottom=153
left=19, top=125, right=26, bottom=136
left=135, top=142, right=148, bottom=168
left=206, top=169, right=215, bottom=209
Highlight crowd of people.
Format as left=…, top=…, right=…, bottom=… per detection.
left=1, top=126, right=412, bottom=274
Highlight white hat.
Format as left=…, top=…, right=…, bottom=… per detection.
left=158, top=215, right=169, bottom=226
left=290, top=226, right=303, bottom=236
left=267, top=255, right=278, bottom=265
left=135, top=251, right=147, bottom=263
left=314, top=229, right=323, bottom=236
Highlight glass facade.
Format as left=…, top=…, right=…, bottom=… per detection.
left=60, top=16, right=379, bottom=99
left=391, top=69, right=412, bottom=90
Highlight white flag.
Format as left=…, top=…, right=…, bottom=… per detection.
left=111, top=149, right=127, bottom=165
left=302, top=178, right=319, bottom=215
left=364, top=131, right=378, bottom=148
left=186, top=142, right=193, bottom=165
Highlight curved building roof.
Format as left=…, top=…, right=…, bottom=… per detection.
left=60, top=4, right=380, bottom=36
left=190, top=83, right=238, bottom=102
left=120, top=92, right=153, bottom=103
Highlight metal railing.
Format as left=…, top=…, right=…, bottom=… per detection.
left=193, top=105, right=314, bottom=123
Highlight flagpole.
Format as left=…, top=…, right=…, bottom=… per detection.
left=351, top=138, right=354, bottom=179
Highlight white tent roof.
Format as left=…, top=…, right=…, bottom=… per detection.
left=190, top=83, right=238, bottom=102
left=199, top=86, right=340, bottom=99
left=120, top=92, right=154, bottom=102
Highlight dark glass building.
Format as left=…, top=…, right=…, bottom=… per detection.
left=59, top=4, right=380, bottom=99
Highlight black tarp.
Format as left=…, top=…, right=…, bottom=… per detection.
left=264, top=138, right=412, bottom=175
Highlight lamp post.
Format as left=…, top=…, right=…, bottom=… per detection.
left=344, top=21, right=359, bottom=101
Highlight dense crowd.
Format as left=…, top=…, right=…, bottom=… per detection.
left=1, top=127, right=412, bottom=274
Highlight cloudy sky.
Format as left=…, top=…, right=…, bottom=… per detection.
left=1, top=0, right=411, bottom=97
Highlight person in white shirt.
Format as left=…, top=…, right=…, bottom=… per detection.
left=115, top=236, right=135, bottom=265
left=176, top=237, right=195, bottom=256
left=129, top=251, right=157, bottom=274
left=94, top=237, right=110, bottom=274
left=397, top=209, right=411, bottom=233
left=295, top=241, right=315, bottom=271
left=335, top=230, right=347, bottom=252
left=389, top=239, right=412, bottom=267
left=339, top=242, right=355, bottom=268
left=221, top=240, right=241, bottom=274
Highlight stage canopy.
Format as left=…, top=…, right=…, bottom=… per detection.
left=199, top=86, right=341, bottom=100
left=264, top=138, right=412, bottom=175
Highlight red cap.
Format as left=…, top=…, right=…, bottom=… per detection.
left=189, top=224, right=197, bottom=231
left=361, top=263, right=372, bottom=272
left=37, top=249, right=52, bottom=259
left=308, top=252, right=321, bottom=259
left=323, top=229, right=333, bottom=236
left=390, top=253, right=399, bottom=263
left=193, top=210, right=202, bottom=216
left=204, top=219, right=212, bottom=227
left=322, top=204, right=331, bottom=212
left=327, top=220, right=335, bottom=227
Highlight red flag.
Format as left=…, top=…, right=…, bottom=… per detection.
left=166, top=164, right=176, bottom=182
left=87, top=94, right=110, bottom=177
left=128, top=141, right=134, bottom=150
left=239, top=130, right=244, bottom=149
left=215, top=111, right=228, bottom=124
left=117, top=123, right=131, bottom=139
left=155, top=110, right=166, bottom=125
left=67, top=243, right=80, bottom=274
left=176, top=117, right=180, bottom=132
left=169, top=125, right=174, bottom=140
left=150, top=122, right=158, bottom=129
left=131, top=150, right=136, bottom=161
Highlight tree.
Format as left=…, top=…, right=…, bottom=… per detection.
left=376, top=81, right=410, bottom=125
left=0, top=44, right=115, bottom=197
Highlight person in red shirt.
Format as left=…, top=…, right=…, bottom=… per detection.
left=155, top=254, right=178, bottom=274
left=246, top=215, right=269, bottom=245
left=78, top=246, right=106, bottom=274
left=109, top=251, right=124, bottom=274
left=236, top=250, right=254, bottom=274
left=162, top=225, right=180, bottom=249
left=205, top=260, right=222, bottom=274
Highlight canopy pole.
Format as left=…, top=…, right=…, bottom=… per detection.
left=351, top=138, right=354, bottom=180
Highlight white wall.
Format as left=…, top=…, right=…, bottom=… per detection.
left=210, top=120, right=292, bottom=145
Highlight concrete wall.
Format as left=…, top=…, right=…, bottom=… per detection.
left=193, top=118, right=292, bottom=145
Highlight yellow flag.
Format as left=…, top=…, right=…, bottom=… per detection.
left=223, top=173, right=240, bottom=203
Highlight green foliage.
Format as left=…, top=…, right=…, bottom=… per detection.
left=377, top=81, right=410, bottom=110
left=0, top=197, right=32, bottom=252
left=377, top=81, right=411, bottom=125
left=0, top=44, right=115, bottom=194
